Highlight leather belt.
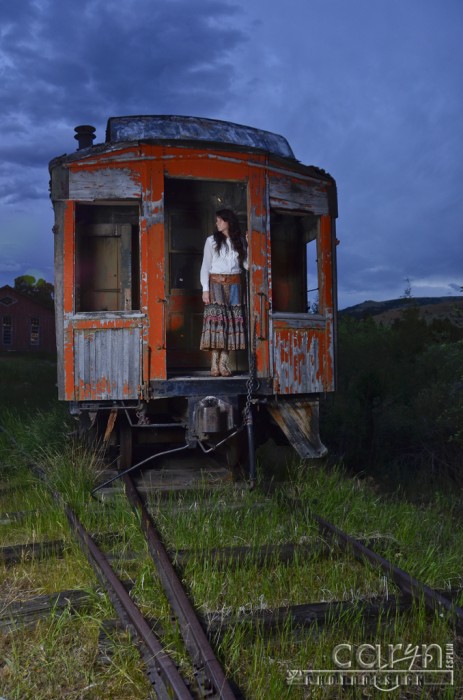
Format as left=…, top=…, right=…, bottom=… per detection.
left=209, top=273, right=241, bottom=284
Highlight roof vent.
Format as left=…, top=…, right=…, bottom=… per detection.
left=74, top=125, right=96, bottom=150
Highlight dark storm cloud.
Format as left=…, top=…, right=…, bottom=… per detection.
left=271, top=0, right=463, bottom=305
left=0, top=0, right=248, bottom=221
left=0, top=0, right=462, bottom=303
left=0, top=0, right=246, bottom=132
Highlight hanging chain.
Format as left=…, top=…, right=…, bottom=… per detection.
left=243, top=321, right=257, bottom=426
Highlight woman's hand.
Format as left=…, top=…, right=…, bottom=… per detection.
left=202, top=291, right=210, bottom=304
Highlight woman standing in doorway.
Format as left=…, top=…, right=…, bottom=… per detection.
left=200, top=209, right=247, bottom=376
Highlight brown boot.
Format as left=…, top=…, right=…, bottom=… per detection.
left=219, top=351, right=232, bottom=377
left=210, top=351, right=220, bottom=376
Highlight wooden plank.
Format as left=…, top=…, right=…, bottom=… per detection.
left=203, top=596, right=412, bottom=633
left=0, top=540, right=65, bottom=565
left=269, top=174, right=329, bottom=215
left=266, top=397, right=327, bottom=458
left=69, top=167, right=141, bottom=200
left=0, top=589, right=93, bottom=631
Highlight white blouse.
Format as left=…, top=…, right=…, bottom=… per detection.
left=200, top=235, right=248, bottom=291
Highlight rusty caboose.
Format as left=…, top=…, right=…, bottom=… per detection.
left=49, top=115, right=338, bottom=474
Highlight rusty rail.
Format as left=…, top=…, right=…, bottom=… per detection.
left=313, top=512, right=463, bottom=633
left=65, top=505, right=193, bottom=699
left=0, top=424, right=195, bottom=699
left=123, top=473, right=239, bottom=700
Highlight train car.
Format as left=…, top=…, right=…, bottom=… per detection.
left=49, top=115, right=338, bottom=478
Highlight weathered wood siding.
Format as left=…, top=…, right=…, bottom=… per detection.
left=272, top=324, right=333, bottom=394
left=269, top=174, right=329, bottom=215
left=69, top=167, right=141, bottom=200
left=49, top=122, right=337, bottom=401
left=73, top=327, right=141, bottom=400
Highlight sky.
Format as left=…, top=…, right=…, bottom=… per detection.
left=0, top=0, right=462, bottom=308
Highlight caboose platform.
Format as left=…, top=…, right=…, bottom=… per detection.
left=151, top=375, right=273, bottom=397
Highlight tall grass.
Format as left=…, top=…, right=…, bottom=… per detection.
left=141, top=463, right=462, bottom=698
left=0, top=355, right=461, bottom=698
left=0, top=356, right=155, bottom=698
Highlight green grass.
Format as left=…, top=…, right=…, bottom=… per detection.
left=0, top=610, right=153, bottom=699
left=0, top=356, right=462, bottom=698
left=2, top=445, right=462, bottom=698
left=141, top=468, right=462, bottom=698
left=0, top=353, right=58, bottom=411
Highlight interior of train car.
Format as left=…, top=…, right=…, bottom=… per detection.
left=163, top=178, right=248, bottom=373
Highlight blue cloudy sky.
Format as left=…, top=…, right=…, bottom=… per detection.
left=0, top=0, right=461, bottom=308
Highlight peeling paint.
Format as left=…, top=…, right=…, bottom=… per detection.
left=50, top=120, right=337, bottom=407
left=69, top=166, right=141, bottom=200
left=73, top=327, right=141, bottom=400
left=273, top=327, right=333, bottom=394
left=142, top=194, right=164, bottom=227
left=269, top=175, right=329, bottom=216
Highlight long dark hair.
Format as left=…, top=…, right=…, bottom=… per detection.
left=213, top=209, right=246, bottom=267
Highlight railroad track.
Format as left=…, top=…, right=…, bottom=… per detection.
left=2, top=453, right=462, bottom=697
left=16, top=462, right=239, bottom=697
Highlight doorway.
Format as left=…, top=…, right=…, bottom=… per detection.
left=164, top=178, right=248, bottom=373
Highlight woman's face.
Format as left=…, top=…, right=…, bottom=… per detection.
left=216, top=216, right=229, bottom=235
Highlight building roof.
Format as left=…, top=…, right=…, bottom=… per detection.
left=0, top=285, right=54, bottom=312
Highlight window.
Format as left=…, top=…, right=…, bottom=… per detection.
left=75, top=204, right=140, bottom=312
left=0, top=296, right=15, bottom=306
left=270, top=211, right=320, bottom=314
left=30, top=317, right=40, bottom=345
left=2, top=316, right=12, bottom=345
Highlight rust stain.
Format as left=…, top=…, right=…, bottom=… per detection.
left=273, top=327, right=333, bottom=394
left=53, top=133, right=337, bottom=404
left=143, top=159, right=165, bottom=380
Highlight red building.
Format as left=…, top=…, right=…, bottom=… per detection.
left=0, top=285, right=56, bottom=354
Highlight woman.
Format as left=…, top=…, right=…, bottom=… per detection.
left=200, top=209, right=247, bottom=376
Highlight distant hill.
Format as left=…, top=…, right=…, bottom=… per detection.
left=340, top=296, right=463, bottom=327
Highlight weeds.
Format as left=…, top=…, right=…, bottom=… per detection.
left=1, top=357, right=462, bottom=698
left=0, top=609, right=152, bottom=699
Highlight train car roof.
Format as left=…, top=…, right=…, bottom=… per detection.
left=106, top=115, right=296, bottom=160
left=49, top=115, right=336, bottom=192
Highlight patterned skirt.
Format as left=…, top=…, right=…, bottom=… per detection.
left=200, top=273, right=246, bottom=351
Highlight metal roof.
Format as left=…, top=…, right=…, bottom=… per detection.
left=106, top=115, right=296, bottom=159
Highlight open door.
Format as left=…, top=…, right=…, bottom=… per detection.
left=164, top=178, right=248, bottom=373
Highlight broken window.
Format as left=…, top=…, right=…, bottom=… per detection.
left=270, top=211, right=320, bottom=314
left=75, top=203, right=140, bottom=312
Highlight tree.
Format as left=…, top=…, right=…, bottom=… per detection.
left=14, top=275, right=54, bottom=307
left=401, top=277, right=413, bottom=300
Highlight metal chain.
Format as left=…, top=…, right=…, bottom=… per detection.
left=243, top=322, right=257, bottom=425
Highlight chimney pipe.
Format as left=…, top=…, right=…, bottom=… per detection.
left=74, top=125, right=96, bottom=150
